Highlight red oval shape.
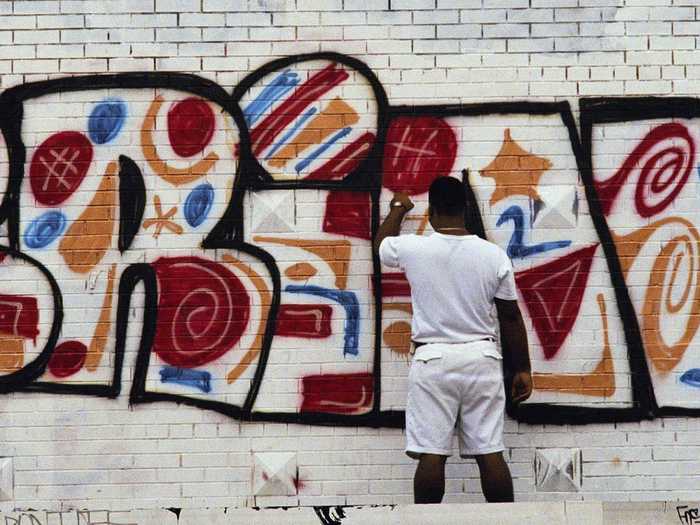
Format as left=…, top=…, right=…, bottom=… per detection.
left=29, top=131, right=93, bottom=206
left=167, top=98, right=216, bottom=158
left=153, top=256, right=250, bottom=368
left=48, top=340, right=87, bottom=378
left=382, top=116, right=457, bottom=196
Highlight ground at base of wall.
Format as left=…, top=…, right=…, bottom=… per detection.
left=0, top=501, right=696, bottom=525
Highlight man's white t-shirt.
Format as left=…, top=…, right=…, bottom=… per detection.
left=379, top=233, right=518, bottom=350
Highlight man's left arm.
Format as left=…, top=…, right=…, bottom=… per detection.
left=373, top=192, right=414, bottom=254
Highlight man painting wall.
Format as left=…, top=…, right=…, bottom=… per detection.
left=374, top=176, right=532, bottom=503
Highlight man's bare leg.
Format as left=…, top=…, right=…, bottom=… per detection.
left=474, top=452, right=514, bottom=502
left=414, top=453, right=448, bottom=504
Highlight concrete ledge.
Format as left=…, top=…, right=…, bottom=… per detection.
left=0, top=501, right=698, bottom=524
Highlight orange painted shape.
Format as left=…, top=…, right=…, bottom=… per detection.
left=85, top=264, right=116, bottom=372
left=383, top=321, right=412, bottom=356
left=143, top=195, right=184, bottom=238
left=285, top=262, right=318, bottom=281
left=267, top=98, right=360, bottom=169
left=253, top=236, right=352, bottom=290
left=612, top=217, right=700, bottom=373
left=480, top=128, right=552, bottom=205
left=532, top=293, right=616, bottom=397
left=223, top=255, right=272, bottom=384
left=58, top=161, right=117, bottom=274
left=0, top=335, right=23, bottom=373
left=141, top=95, right=219, bottom=186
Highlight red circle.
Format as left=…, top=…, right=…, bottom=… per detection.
left=29, top=131, right=93, bottom=206
left=167, top=98, right=216, bottom=158
left=48, top=340, right=87, bottom=378
left=153, top=256, right=250, bottom=368
left=382, top=116, right=457, bottom=196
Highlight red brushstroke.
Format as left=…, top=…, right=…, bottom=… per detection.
left=153, top=256, right=250, bottom=368
left=167, top=97, right=216, bottom=158
left=251, top=63, right=349, bottom=156
left=0, top=294, right=39, bottom=341
left=304, top=132, right=375, bottom=181
left=29, top=131, right=93, bottom=206
left=515, top=244, right=598, bottom=359
left=301, top=372, right=374, bottom=415
left=382, top=116, right=457, bottom=196
left=48, top=340, right=87, bottom=378
left=293, top=474, right=306, bottom=492
left=381, top=273, right=411, bottom=297
left=322, top=190, right=371, bottom=240
left=595, top=122, right=694, bottom=217
left=276, top=304, right=332, bottom=338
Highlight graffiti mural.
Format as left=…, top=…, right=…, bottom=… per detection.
left=0, top=52, right=698, bottom=426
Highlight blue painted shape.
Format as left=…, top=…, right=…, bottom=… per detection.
left=264, top=106, right=318, bottom=161
left=681, top=369, right=700, bottom=388
left=243, top=69, right=299, bottom=127
left=159, top=366, right=212, bottom=393
left=496, top=205, right=572, bottom=259
left=88, top=98, right=127, bottom=144
left=24, top=211, right=67, bottom=249
left=294, top=126, right=353, bottom=174
left=285, top=284, right=360, bottom=356
left=183, top=183, right=214, bottom=228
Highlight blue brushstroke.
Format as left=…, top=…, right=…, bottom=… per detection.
left=88, top=98, right=127, bottom=144
left=183, top=183, right=214, bottom=228
left=24, top=211, right=67, bottom=249
left=159, top=366, right=212, bottom=393
left=243, top=69, right=299, bottom=127
left=681, top=369, right=700, bottom=388
left=295, top=127, right=353, bottom=174
left=285, top=285, right=359, bottom=357
left=497, top=205, right=572, bottom=259
left=264, top=106, right=318, bottom=161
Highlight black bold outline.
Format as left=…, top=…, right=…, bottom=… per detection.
left=0, top=59, right=696, bottom=427
left=118, top=155, right=146, bottom=253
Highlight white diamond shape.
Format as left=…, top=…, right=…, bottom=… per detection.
left=253, top=452, right=297, bottom=496
left=251, top=192, right=295, bottom=234
left=534, top=448, right=581, bottom=493
left=533, top=186, right=578, bottom=231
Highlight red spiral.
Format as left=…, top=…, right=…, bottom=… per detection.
left=153, top=256, right=250, bottom=368
left=598, top=122, right=695, bottom=218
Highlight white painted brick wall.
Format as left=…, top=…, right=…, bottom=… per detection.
left=1, top=0, right=700, bottom=513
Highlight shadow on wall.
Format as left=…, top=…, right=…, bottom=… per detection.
left=0, top=52, right=698, bottom=426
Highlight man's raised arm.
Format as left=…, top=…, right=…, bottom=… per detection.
left=373, top=192, right=414, bottom=253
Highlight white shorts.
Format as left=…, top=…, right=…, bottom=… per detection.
left=405, top=341, right=506, bottom=459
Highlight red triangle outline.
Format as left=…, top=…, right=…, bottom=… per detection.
left=515, top=244, right=599, bottom=359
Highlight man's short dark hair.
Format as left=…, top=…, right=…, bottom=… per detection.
left=428, top=176, right=467, bottom=216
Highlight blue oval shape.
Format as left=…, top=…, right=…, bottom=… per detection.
left=24, top=211, right=67, bottom=249
left=184, top=183, right=215, bottom=228
left=681, top=369, right=700, bottom=388
left=88, top=98, right=127, bottom=145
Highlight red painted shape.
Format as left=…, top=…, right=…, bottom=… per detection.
left=152, top=256, right=250, bottom=368
left=0, top=294, right=39, bottom=341
left=48, top=340, right=87, bottom=378
left=382, top=116, right=457, bottom=196
left=322, top=190, right=371, bottom=240
left=595, top=122, right=694, bottom=217
left=381, top=272, right=411, bottom=297
left=251, top=63, right=349, bottom=156
left=29, top=131, right=93, bottom=206
left=301, top=372, right=374, bottom=414
left=276, top=304, right=332, bottom=338
left=515, top=244, right=598, bottom=360
left=167, top=97, right=216, bottom=158
left=305, top=132, right=375, bottom=181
